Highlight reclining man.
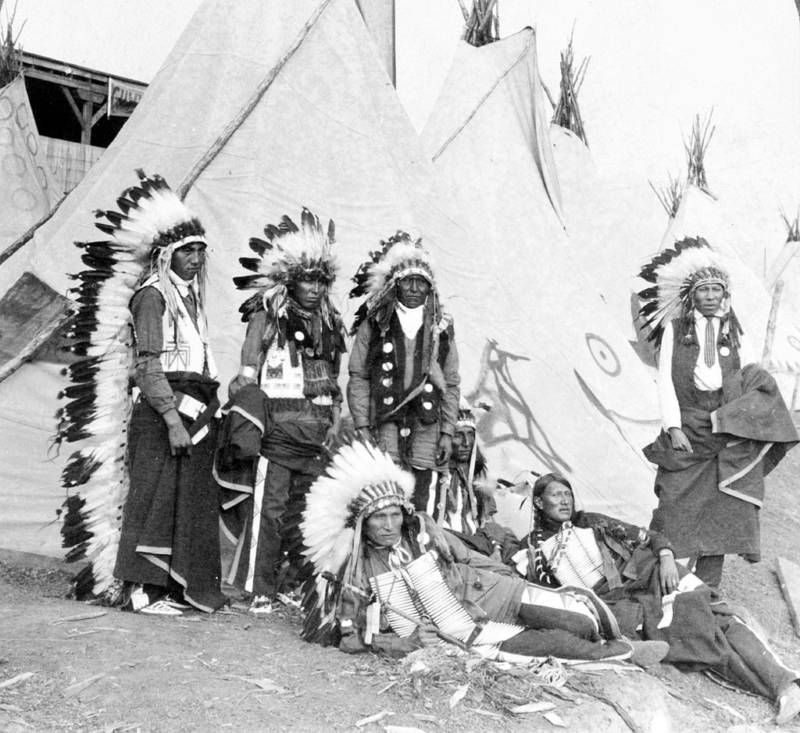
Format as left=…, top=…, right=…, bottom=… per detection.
left=299, top=442, right=668, bottom=665
left=512, top=472, right=800, bottom=726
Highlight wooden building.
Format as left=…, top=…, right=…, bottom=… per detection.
left=20, top=51, right=147, bottom=193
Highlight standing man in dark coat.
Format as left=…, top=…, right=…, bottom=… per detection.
left=347, top=233, right=460, bottom=513
left=637, top=237, right=798, bottom=587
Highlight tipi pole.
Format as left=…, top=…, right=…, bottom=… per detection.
left=1, top=0, right=337, bottom=253
left=762, top=279, right=784, bottom=366
left=0, top=194, right=67, bottom=266
left=177, top=0, right=334, bottom=199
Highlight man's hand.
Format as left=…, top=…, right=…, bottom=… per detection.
left=436, top=434, right=453, bottom=465
left=164, top=408, right=192, bottom=457
left=323, top=426, right=338, bottom=453
left=668, top=427, right=692, bottom=452
left=323, top=412, right=341, bottom=454
left=659, top=551, right=680, bottom=595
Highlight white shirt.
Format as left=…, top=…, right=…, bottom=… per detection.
left=657, top=309, right=756, bottom=429
left=395, top=302, right=424, bottom=339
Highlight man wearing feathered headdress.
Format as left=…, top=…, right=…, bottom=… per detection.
left=638, top=236, right=797, bottom=588
left=216, top=209, right=346, bottom=614
left=347, top=233, right=460, bottom=513
left=58, top=171, right=227, bottom=616
left=299, top=441, right=669, bottom=664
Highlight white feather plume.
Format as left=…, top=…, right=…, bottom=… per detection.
left=59, top=171, right=203, bottom=600
left=301, top=441, right=415, bottom=577
left=366, top=239, right=435, bottom=298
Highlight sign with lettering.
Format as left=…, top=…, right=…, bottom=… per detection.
left=107, top=78, right=144, bottom=117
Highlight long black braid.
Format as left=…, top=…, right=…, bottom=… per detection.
left=524, top=472, right=574, bottom=587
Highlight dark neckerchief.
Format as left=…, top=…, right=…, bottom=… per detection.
left=284, top=297, right=344, bottom=359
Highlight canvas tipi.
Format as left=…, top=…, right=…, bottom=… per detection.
left=0, top=0, right=473, bottom=556
left=421, top=29, right=662, bottom=527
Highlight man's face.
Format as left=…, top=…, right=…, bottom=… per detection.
left=693, top=283, right=725, bottom=317
left=170, top=242, right=206, bottom=281
left=452, top=426, right=475, bottom=463
left=290, top=278, right=327, bottom=311
left=396, top=275, right=431, bottom=308
left=534, top=481, right=574, bottom=523
left=364, top=505, right=404, bottom=547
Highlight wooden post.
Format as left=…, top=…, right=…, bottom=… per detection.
left=80, top=99, right=93, bottom=145
left=762, top=279, right=784, bottom=367
left=355, top=0, right=396, bottom=86
left=61, top=87, right=102, bottom=146
left=776, top=556, right=800, bottom=638
left=76, top=88, right=106, bottom=147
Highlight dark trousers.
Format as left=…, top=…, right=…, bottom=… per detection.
left=715, top=615, right=796, bottom=699
left=500, top=630, right=630, bottom=660
left=412, top=469, right=435, bottom=513
left=694, top=554, right=725, bottom=587
left=238, top=457, right=320, bottom=598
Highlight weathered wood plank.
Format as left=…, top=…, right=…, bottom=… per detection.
left=776, top=556, right=800, bottom=637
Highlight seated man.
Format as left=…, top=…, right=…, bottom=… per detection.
left=299, top=442, right=667, bottom=664
left=439, top=402, right=519, bottom=562
left=513, top=472, right=800, bottom=726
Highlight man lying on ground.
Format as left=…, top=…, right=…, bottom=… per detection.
left=511, top=472, right=800, bottom=726
left=298, top=442, right=668, bottom=665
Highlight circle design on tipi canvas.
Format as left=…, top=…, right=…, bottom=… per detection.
left=26, top=131, right=38, bottom=156
left=0, top=96, right=12, bottom=121
left=584, top=333, right=621, bottom=377
left=2, top=152, right=26, bottom=177
left=12, top=187, right=37, bottom=212
left=35, top=165, right=49, bottom=189
left=0, top=126, right=13, bottom=146
left=15, top=102, right=29, bottom=129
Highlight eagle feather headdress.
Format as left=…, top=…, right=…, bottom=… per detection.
left=349, top=232, right=439, bottom=335
left=300, top=441, right=415, bottom=645
left=637, top=235, right=738, bottom=347
left=234, top=208, right=338, bottom=324
left=56, top=170, right=205, bottom=601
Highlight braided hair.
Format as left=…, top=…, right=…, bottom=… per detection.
left=524, top=472, right=576, bottom=586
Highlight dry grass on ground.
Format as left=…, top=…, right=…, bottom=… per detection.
left=2, top=450, right=800, bottom=732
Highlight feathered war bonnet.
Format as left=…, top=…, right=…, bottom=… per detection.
left=300, top=441, right=415, bottom=644
left=349, top=232, right=440, bottom=334
left=637, top=235, right=740, bottom=347
left=234, top=208, right=338, bottom=324
left=56, top=170, right=206, bottom=601
left=94, top=169, right=208, bottom=321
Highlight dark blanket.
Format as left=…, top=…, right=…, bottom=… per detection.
left=534, top=513, right=795, bottom=699
left=114, top=374, right=226, bottom=613
left=644, top=365, right=797, bottom=557
left=215, top=383, right=332, bottom=514
left=215, top=384, right=331, bottom=591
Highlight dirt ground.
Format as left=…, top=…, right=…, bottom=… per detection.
left=3, top=451, right=800, bottom=732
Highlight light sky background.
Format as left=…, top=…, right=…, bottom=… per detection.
left=9, top=0, right=800, bottom=270
left=17, top=1, right=799, bottom=131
